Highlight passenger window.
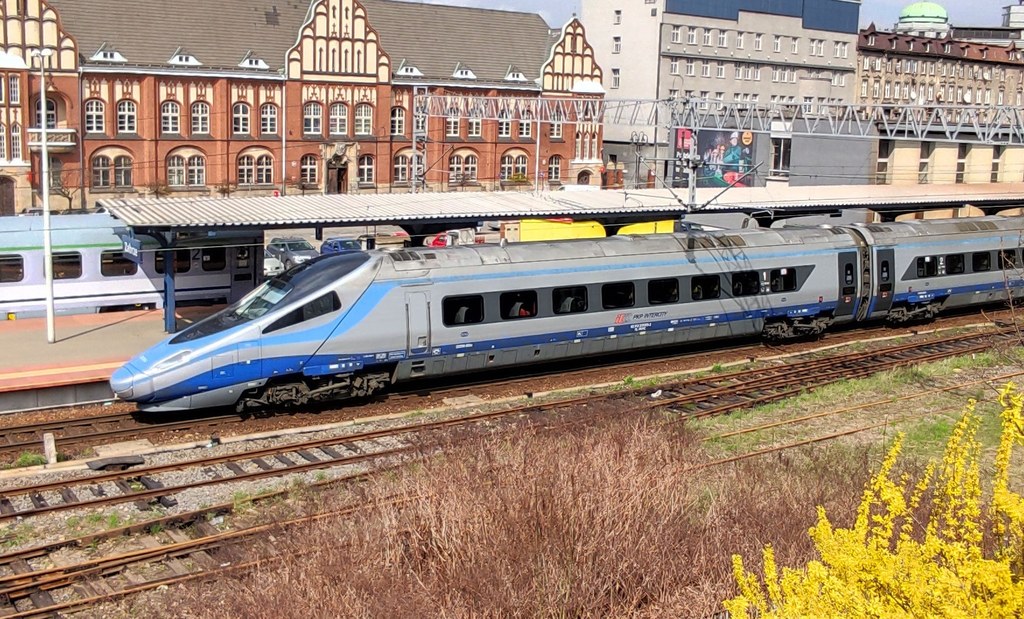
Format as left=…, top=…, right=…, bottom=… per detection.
left=52, top=252, right=82, bottom=280
left=443, top=295, right=484, bottom=326
left=201, top=247, right=227, bottom=271
left=100, top=251, right=139, bottom=277
left=648, top=278, right=679, bottom=305
left=769, top=268, right=796, bottom=293
left=553, top=286, right=588, bottom=314
left=946, top=254, right=965, bottom=275
left=156, top=249, right=192, bottom=274
left=731, top=271, right=759, bottom=297
left=972, top=252, right=991, bottom=272
left=601, top=282, right=635, bottom=309
left=916, top=256, right=937, bottom=277
left=264, top=292, right=342, bottom=334
left=0, top=255, right=24, bottom=283
left=1000, top=249, right=1021, bottom=270
left=500, top=290, right=538, bottom=319
left=690, top=275, right=720, bottom=300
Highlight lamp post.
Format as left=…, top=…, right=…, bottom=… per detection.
left=31, top=48, right=55, bottom=343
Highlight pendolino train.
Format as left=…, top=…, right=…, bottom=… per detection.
left=111, top=215, right=1024, bottom=412
left=0, top=214, right=263, bottom=318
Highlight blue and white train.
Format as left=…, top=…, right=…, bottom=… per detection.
left=0, top=214, right=263, bottom=318
left=111, top=215, right=1024, bottom=412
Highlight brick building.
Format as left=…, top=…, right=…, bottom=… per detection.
left=0, top=0, right=604, bottom=215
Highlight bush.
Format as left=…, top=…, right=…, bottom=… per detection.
left=12, top=452, right=46, bottom=468
left=726, top=383, right=1024, bottom=618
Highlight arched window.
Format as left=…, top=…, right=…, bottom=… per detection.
left=390, top=107, right=405, bottom=135
left=300, top=154, right=318, bottom=185
left=91, top=155, right=112, bottom=188
left=500, top=154, right=514, bottom=180
left=238, top=154, right=255, bottom=185
left=0, top=123, right=7, bottom=160
left=393, top=154, right=409, bottom=183
left=187, top=155, right=205, bottom=186
left=84, top=100, right=105, bottom=134
left=514, top=155, right=528, bottom=177
left=260, top=104, right=278, bottom=134
left=161, top=101, right=180, bottom=134
left=464, top=154, right=478, bottom=181
left=256, top=154, right=273, bottom=185
left=303, top=102, right=322, bottom=135
left=330, top=103, right=348, bottom=135
left=547, top=155, right=562, bottom=182
left=448, top=154, right=463, bottom=183
left=167, top=155, right=186, bottom=187
left=354, top=103, right=372, bottom=135
left=232, top=102, right=250, bottom=134
left=357, top=155, right=374, bottom=183
left=35, top=98, right=56, bottom=129
left=191, top=102, right=210, bottom=134
left=114, top=155, right=133, bottom=188
left=117, top=100, right=137, bottom=133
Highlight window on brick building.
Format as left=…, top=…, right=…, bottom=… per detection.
left=167, top=155, right=185, bottom=187
left=187, top=155, right=205, bottom=186
left=357, top=155, right=374, bottom=183
left=468, top=112, right=482, bottom=137
left=498, top=110, right=511, bottom=138
left=91, top=155, right=111, bottom=188
left=519, top=112, right=532, bottom=138
left=391, top=107, right=405, bottom=135
left=446, top=108, right=460, bottom=137
left=547, top=155, right=562, bottom=182
left=161, top=101, right=180, bottom=134
left=232, top=102, right=250, bottom=135
left=10, top=124, right=21, bottom=160
left=354, top=103, right=372, bottom=135
left=550, top=110, right=563, bottom=139
left=114, top=156, right=133, bottom=188
left=117, top=100, right=136, bottom=133
left=300, top=154, right=318, bottom=185
left=256, top=154, right=273, bottom=185
left=260, top=104, right=278, bottom=135
left=330, top=103, right=348, bottom=135
left=191, top=102, right=209, bottom=134
left=393, top=154, right=410, bottom=183
left=303, top=102, right=322, bottom=136
left=238, top=155, right=255, bottom=186
left=85, top=100, right=104, bottom=134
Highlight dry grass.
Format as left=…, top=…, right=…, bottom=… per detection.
left=127, top=414, right=875, bottom=619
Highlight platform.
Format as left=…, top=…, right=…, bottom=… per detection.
left=0, top=307, right=219, bottom=411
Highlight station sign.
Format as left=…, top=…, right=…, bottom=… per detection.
left=120, top=234, right=142, bottom=264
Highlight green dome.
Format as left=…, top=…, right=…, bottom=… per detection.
left=899, top=1, right=948, bottom=23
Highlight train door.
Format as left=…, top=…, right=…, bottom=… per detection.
left=872, top=248, right=895, bottom=315
left=405, top=291, right=431, bottom=356
left=229, top=246, right=256, bottom=303
left=835, top=252, right=858, bottom=318
left=211, top=326, right=262, bottom=386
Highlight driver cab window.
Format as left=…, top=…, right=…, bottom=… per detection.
left=263, top=292, right=341, bottom=334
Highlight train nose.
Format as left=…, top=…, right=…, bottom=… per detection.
left=110, top=364, right=136, bottom=399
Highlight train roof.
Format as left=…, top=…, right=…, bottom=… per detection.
left=849, top=216, right=1024, bottom=241
left=379, top=225, right=856, bottom=272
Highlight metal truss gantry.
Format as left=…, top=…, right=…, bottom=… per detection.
left=414, top=93, right=1024, bottom=145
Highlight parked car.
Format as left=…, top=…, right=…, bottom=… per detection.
left=320, top=236, right=363, bottom=255
left=266, top=237, right=319, bottom=269
left=263, top=248, right=284, bottom=278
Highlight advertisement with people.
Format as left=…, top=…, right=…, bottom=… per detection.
left=696, top=129, right=756, bottom=188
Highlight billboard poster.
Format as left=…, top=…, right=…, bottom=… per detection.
left=696, top=129, right=756, bottom=188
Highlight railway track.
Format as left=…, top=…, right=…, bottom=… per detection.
left=0, top=328, right=1013, bottom=616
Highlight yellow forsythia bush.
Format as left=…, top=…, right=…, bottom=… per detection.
left=725, top=383, right=1024, bottom=619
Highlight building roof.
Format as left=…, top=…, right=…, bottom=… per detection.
left=859, top=26, right=1024, bottom=64
left=46, top=0, right=561, bottom=85
left=362, top=0, right=559, bottom=87
left=47, top=0, right=308, bottom=74
left=899, top=2, right=948, bottom=23
left=97, top=184, right=1024, bottom=231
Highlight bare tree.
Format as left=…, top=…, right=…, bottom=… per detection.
left=49, top=168, right=81, bottom=211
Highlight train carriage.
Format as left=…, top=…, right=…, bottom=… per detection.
left=0, top=214, right=263, bottom=318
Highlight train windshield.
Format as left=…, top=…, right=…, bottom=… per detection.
left=169, top=252, right=372, bottom=344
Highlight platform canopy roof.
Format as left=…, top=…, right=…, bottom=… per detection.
left=97, top=184, right=1024, bottom=232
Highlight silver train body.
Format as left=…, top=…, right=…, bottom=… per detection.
left=0, top=214, right=263, bottom=318
left=111, top=216, right=1024, bottom=412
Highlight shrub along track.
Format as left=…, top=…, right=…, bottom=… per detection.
left=0, top=327, right=1015, bottom=617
